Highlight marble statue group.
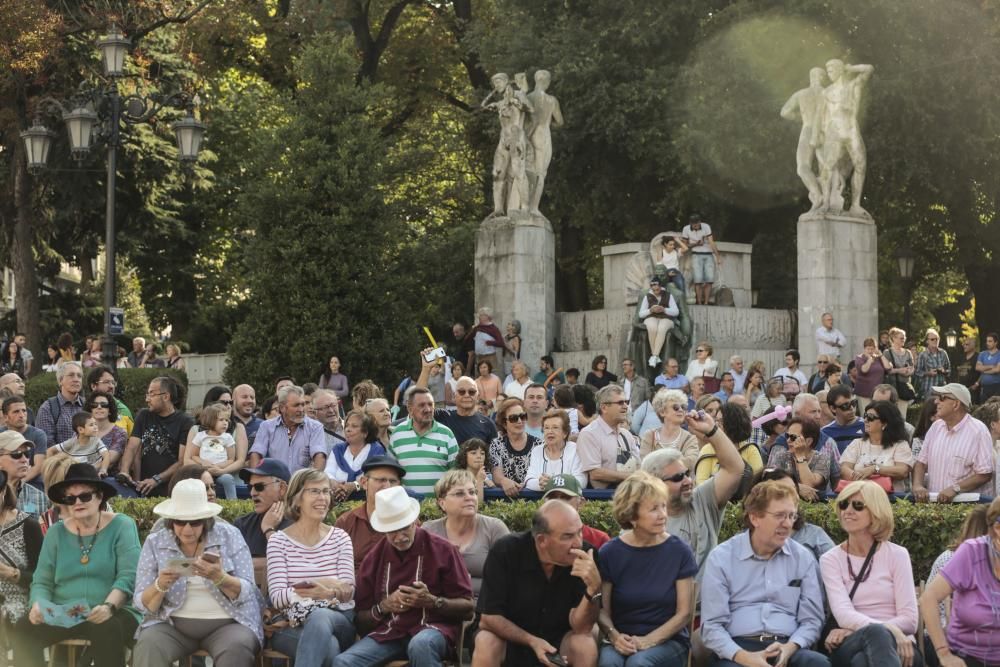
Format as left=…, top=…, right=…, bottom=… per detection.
left=482, top=69, right=563, bottom=218
left=781, top=59, right=874, bottom=218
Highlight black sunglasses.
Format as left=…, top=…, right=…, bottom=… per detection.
left=833, top=400, right=856, bottom=412
left=62, top=492, right=96, bottom=505
left=173, top=518, right=205, bottom=527
left=90, top=401, right=111, bottom=408
left=217, top=400, right=234, bottom=406
left=506, top=413, right=528, bottom=423
left=864, top=414, right=881, bottom=422
left=661, top=470, right=690, bottom=483
left=249, top=480, right=281, bottom=493
left=838, top=499, right=867, bottom=512
left=2, top=449, right=32, bottom=460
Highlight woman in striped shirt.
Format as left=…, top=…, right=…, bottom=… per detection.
left=267, top=469, right=357, bottom=666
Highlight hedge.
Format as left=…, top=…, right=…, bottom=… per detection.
left=25, top=368, right=188, bottom=414
left=110, top=496, right=972, bottom=582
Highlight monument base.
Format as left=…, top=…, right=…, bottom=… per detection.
left=475, top=212, right=556, bottom=369
left=797, top=213, right=878, bottom=372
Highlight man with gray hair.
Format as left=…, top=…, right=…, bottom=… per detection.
left=641, top=409, right=744, bottom=580
left=577, top=384, right=640, bottom=489
left=34, top=360, right=85, bottom=448
left=389, top=386, right=458, bottom=494
left=727, top=355, right=747, bottom=393
left=468, top=307, right=507, bottom=372
left=313, top=388, right=346, bottom=450
left=127, top=336, right=146, bottom=369
left=248, top=384, right=326, bottom=473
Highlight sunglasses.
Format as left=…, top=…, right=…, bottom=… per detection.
left=668, top=404, right=687, bottom=413
left=173, top=518, right=205, bottom=527
left=61, top=492, right=96, bottom=505
left=506, top=413, right=528, bottom=423
left=863, top=414, right=881, bottom=422
left=838, top=499, right=867, bottom=512
left=1, top=449, right=32, bottom=460
left=90, top=401, right=111, bottom=408
left=833, top=400, right=856, bottom=412
left=786, top=433, right=805, bottom=442
left=456, top=389, right=477, bottom=396
left=661, top=470, right=690, bottom=483
left=249, top=480, right=281, bottom=493
left=603, top=400, right=629, bottom=407
left=218, top=400, right=234, bottom=406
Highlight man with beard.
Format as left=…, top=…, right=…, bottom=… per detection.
left=640, top=410, right=744, bottom=580
left=248, top=385, right=326, bottom=473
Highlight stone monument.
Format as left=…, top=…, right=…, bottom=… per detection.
left=476, top=70, right=561, bottom=367
left=784, top=61, right=878, bottom=369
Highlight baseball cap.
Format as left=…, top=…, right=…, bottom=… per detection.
left=932, top=383, right=973, bottom=409
left=542, top=474, right=582, bottom=499
left=0, top=430, right=29, bottom=453
left=239, top=458, right=291, bottom=484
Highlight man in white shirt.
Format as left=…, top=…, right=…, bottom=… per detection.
left=775, top=349, right=809, bottom=388
left=681, top=213, right=721, bottom=306
left=815, top=312, right=847, bottom=360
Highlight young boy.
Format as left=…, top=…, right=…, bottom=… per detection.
left=52, top=411, right=113, bottom=475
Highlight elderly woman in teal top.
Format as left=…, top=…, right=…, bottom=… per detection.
left=18, top=463, right=141, bottom=667
left=132, top=479, right=263, bottom=667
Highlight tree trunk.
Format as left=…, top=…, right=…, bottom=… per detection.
left=555, top=218, right=590, bottom=313
left=11, top=142, right=42, bottom=375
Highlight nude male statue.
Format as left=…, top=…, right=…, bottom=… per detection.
left=780, top=67, right=826, bottom=211
left=820, top=59, right=874, bottom=217
left=482, top=72, right=534, bottom=216
left=525, top=69, right=564, bottom=215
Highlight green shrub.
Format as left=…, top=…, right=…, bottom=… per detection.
left=110, top=496, right=973, bottom=582
left=25, top=368, right=188, bottom=414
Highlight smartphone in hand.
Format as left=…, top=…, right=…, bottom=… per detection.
left=200, top=551, right=220, bottom=564
left=292, top=581, right=316, bottom=590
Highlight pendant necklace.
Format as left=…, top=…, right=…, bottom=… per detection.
left=77, top=517, right=102, bottom=565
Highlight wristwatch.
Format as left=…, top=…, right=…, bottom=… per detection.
left=585, top=590, right=604, bottom=608
left=952, top=483, right=961, bottom=494
left=874, top=465, right=881, bottom=475
left=434, top=596, right=445, bottom=609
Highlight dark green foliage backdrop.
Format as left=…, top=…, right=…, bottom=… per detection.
left=24, top=368, right=187, bottom=413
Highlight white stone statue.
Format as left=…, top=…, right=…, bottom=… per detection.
left=783, top=60, right=874, bottom=218
left=482, top=72, right=534, bottom=217
left=525, top=69, right=563, bottom=215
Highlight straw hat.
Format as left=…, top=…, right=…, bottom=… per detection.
left=370, top=486, right=420, bottom=533
left=153, top=479, right=223, bottom=521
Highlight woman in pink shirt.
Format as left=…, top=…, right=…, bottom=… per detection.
left=820, top=480, right=920, bottom=667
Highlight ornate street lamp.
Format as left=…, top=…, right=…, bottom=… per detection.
left=945, top=329, right=958, bottom=348
left=21, top=24, right=206, bottom=361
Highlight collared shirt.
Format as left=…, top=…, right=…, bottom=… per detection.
left=654, top=374, right=689, bottom=390
left=916, top=414, right=994, bottom=494
left=334, top=504, right=386, bottom=569
left=249, top=416, right=326, bottom=474
left=389, top=419, right=458, bottom=494
left=356, top=527, right=472, bottom=646
left=815, top=326, right=847, bottom=358
left=576, top=417, right=640, bottom=489
left=134, top=522, right=264, bottom=645
left=34, top=392, right=85, bottom=448
left=236, top=414, right=263, bottom=445
left=16, top=481, right=49, bottom=520
left=701, top=531, right=824, bottom=661
left=729, top=369, right=748, bottom=393
left=915, top=348, right=951, bottom=397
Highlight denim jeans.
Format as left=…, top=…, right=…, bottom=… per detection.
left=710, top=637, right=829, bottom=667
left=215, top=473, right=238, bottom=499
left=271, top=608, right=355, bottom=667
left=599, top=638, right=688, bottom=667
left=333, top=628, right=449, bottom=667
left=831, top=625, right=923, bottom=667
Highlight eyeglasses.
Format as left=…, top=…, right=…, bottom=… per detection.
left=833, top=400, right=856, bottom=412
left=218, top=400, right=234, bottom=406
left=456, top=389, right=477, bottom=396
left=668, top=404, right=686, bottom=413
left=61, top=492, right=96, bottom=505
left=764, top=511, right=799, bottom=523
left=445, top=489, right=478, bottom=498
left=506, top=413, right=528, bottom=423
left=303, top=487, right=333, bottom=497
left=603, top=400, right=629, bottom=407
left=838, top=499, right=867, bottom=512
left=786, top=433, right=804, bottom=442
left=661, top=470, right=690, bottom=483
left=95, top=379, right=117, bottom=387
left=90, top=401, right=111, bottom=408
left=863, top=413, right=881, bottom=422
left=145, top=391, right=168, bottom=399
left=366, top=476, right=400, bottom=486
left=249, top=480, right=282, bottom=493
left=1, top=449, right=32, bottom=460
left=173, top=518, right=205, bottom=527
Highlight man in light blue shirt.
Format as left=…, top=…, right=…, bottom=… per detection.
left=655, top=358, right=690, bottom=391
left=248, top=385, right=327, bottom=473
left=700, top=481, right=828, bottom=667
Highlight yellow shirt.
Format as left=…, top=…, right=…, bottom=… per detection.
left=694, top=440, right=764, bottom=485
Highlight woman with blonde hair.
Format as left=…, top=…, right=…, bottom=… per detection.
left=883, top=327, right=916, bottom=415
left=38, top=452, right=74, bottom=533
left=597, top=471, right=696, bottom=667
left=820, top=480, right=919, bottom=667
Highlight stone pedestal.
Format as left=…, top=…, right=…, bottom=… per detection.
left=475, top=213, right=556, bottom=370
left=797, top=213, right=878, bottom=373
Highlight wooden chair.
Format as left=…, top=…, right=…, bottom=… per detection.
left=687, top=581, right=702, bottom=667
left=258, top=647, right=293, bottom=666
left=47, top=639, right=90, bottom=667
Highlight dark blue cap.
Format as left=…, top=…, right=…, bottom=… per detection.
left=361, top=455, right=406, bottom=478
left=240, top=458, right=291, bottom=483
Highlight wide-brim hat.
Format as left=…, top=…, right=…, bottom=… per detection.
left=932, top=383, right=973, bottom=409
left=153, top=478, right=223, bottom=521
left=370, top=486, right=420, bottom=533
left=47, top=463, right=118, bottom=504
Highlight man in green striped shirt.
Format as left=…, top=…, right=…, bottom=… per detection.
left=389, top=386, right=458, bottom=494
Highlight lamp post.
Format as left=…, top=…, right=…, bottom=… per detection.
left=945, top=329, right=958, bottom=349
left=893, top=246, right=916, bottom=334
left=20, top=25, right=205, bottom=363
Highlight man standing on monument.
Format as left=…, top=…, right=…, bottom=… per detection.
left=525, top=69, right=563, bottom=216
left=780, top=67, right=827, bottom=210
left=482, top=72, right=534, bottom=216
left=681, top=214, right=721, bottom=306
left=820, top=59, right=874, bottom=217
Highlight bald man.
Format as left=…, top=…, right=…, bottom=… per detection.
left=417, top=350, right=498, bottom=444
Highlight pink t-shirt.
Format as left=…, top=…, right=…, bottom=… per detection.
left=940, top=536, right=1000, bottom=661
left=819, top=541, right=917, bottom=638
left=915, top=415, right=994, bottom=493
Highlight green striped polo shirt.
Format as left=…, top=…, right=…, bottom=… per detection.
left=389, top=419, right=458, bottom=494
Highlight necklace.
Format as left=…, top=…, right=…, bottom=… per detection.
left=76, top=517, right=103, bottom=565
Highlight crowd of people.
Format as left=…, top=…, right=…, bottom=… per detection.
left=0, top=321, right=999, bottom=667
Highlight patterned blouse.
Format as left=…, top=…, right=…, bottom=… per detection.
left=0, top=511, right=43, bottom=623
left=488, top=434, right=540, bottom=485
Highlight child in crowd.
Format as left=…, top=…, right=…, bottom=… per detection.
left=52, top=411, right=112, bottom=474
left=185, top=402, right=238, bottom=498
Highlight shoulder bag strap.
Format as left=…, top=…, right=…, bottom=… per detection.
left=848, top=540, right=879, bottom=600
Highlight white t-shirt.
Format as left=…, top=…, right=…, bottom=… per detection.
left=686, top=357, right=719, bottom=380
left=504, top=378, right=531, bottom=400
left=659, top=248, right=681, bottom=270
left=474, top=330, right=499, bottom=355
left=191, top=431, right=235, bottom=466
left=682, top=223, right=713, bottom=254
left=839, top=438, right=913, bottom=492
left=523, top=442, right=586, bottom=491
left=325, top=443, right=373, bottom=482
left=775, top=367, right=808, bottom=387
